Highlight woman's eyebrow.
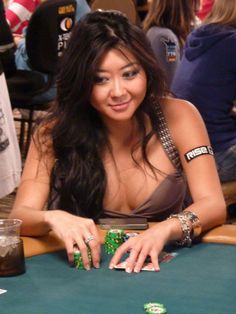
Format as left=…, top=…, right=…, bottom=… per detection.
left=96, top=62, right=140, bottom=73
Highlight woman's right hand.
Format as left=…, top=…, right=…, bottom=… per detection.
left=44, top=210, right=101, bottom=270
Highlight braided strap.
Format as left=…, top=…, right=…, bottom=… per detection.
left=154, top=103, right=181, bottom=170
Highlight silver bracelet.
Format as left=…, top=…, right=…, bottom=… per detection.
left=183, top=211, right=202, bottom=239
left=168, top=213, right=192, bottom=247
left=168, top=211, right=202, bottom=247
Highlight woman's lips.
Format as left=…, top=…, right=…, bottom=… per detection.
left=109, top=100, right=130, bottom=112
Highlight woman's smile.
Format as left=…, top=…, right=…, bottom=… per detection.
left=109, top=99, right=131, bottom=112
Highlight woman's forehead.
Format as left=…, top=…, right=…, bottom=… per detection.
left=97, top=47, right=139, bottom=69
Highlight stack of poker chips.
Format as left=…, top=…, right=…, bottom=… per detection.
left=144, top=303, right=167, bottom=314
left=104, top=229, right=125, bottom=255
left=74, top=247, right=92, bottom=269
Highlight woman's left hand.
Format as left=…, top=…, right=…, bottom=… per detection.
left=109, top=222, right=172, bottom=273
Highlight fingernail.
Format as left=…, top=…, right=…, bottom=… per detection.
left=94, top=262, right=100, bottom=269
left=85, top=265, right=90, bottom=270
left=109, top=264, right=114, bottom=269
left=134, top=268, right=140, bottom=273
left=126, top=267, right=131, bottom=273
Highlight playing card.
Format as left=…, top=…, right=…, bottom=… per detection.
left=114, top=251, right=178, bottom=272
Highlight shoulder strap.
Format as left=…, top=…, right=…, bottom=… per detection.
left=154, top=103, right=182, bottom=170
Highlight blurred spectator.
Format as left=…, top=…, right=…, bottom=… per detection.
left=0, top=0, right=22, bottom=198
left=0, top=0, right=16, bottom=75
left=0, top=64, right=22, bottom=198
left=15, top=0, right=91, bottom=104
left=6, top=0, right=41, bottom=36
left=143, top=0, right=197, bottom=87
left=171, top=0, right=236, bottom=183
left=197, top=0, right=214, bottom=21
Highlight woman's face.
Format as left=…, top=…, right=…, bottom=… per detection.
left=90, top=48, right=147, bottom=125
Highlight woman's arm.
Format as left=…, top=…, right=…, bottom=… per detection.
left=9, top=136, right=101, bottom=268
left=8, top=136, right=53, bottom=235
left=110, top=98, right=226, bottom=273
left=163, top=97, right=226, bottom=230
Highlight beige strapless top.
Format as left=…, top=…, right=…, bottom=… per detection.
left=104, top=172, right=187, bottom=221
left=104, top=104, right=189, bottom=220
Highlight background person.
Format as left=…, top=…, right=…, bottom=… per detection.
left=14, top=0, right=91, bottom=104
left=6, top=0, right=41, bottom=36
left=0, top=63, right=22, bottom=198
left=143, top=0, right=198, bottom=87
left=0, top=0, right=16, bottom=75
left=9, top=10, right=226, bottom=273
left=197, top=0, right=214, bottom=21
left=0, top=0, right=21, bottom=199
left=171, top=0, right=236, bottom=183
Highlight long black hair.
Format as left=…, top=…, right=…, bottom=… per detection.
left=37, top=10, right=168, bottom=219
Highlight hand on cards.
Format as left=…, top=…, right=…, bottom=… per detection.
left=114, top=251, right=178, bottom=272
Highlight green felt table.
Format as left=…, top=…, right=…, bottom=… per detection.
left=1, top=243, right=236, bottom=314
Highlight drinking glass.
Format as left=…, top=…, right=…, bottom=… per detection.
left=0, top=219, right=25, bottom=276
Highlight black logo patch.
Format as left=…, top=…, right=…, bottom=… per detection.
left=185, top=145, right=214, bottom=162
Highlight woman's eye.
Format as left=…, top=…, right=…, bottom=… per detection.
left=93, top=76, right=109, bottom=84
left=123, top=69, right=139, bottom=79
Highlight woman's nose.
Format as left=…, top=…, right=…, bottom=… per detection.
left=110, top=79, right=126, bottom=97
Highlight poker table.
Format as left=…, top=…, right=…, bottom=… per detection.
left=1, top=224, right=236, bottom=314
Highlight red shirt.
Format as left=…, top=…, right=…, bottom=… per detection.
left=197, top=0, right=214, bottom=21
left=6, top=0, right=41, bottom=35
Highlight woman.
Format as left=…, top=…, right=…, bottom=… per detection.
left=9, top=10, right=226, bottom=273
left=171, top=0, right=236, bottom=183
left=143, top=0, right=198, bottom=87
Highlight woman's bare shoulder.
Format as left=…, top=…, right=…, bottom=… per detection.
left=159, top=97, right=209, bottom=149
left=160, top=97, right=199, bottom=118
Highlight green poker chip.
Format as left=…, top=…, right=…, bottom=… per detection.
left=144, top=303, right=165, bottom=310
left=146, top=308, right=167, bottom=314
left=104, top=229, right=125, bottom=254
left=74, top=247, right=92, bottom=269
left=144, top=303, right=167, bottom=314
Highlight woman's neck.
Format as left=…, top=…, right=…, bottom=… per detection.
left=106, top=118, right=140, bottom=149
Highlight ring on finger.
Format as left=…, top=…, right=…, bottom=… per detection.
left=85, top=234, right=95, bottom=244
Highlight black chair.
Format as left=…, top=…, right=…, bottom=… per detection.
left=7, top=0, right=77, bottom=157
left=7, top=70, right=46, bottom=154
